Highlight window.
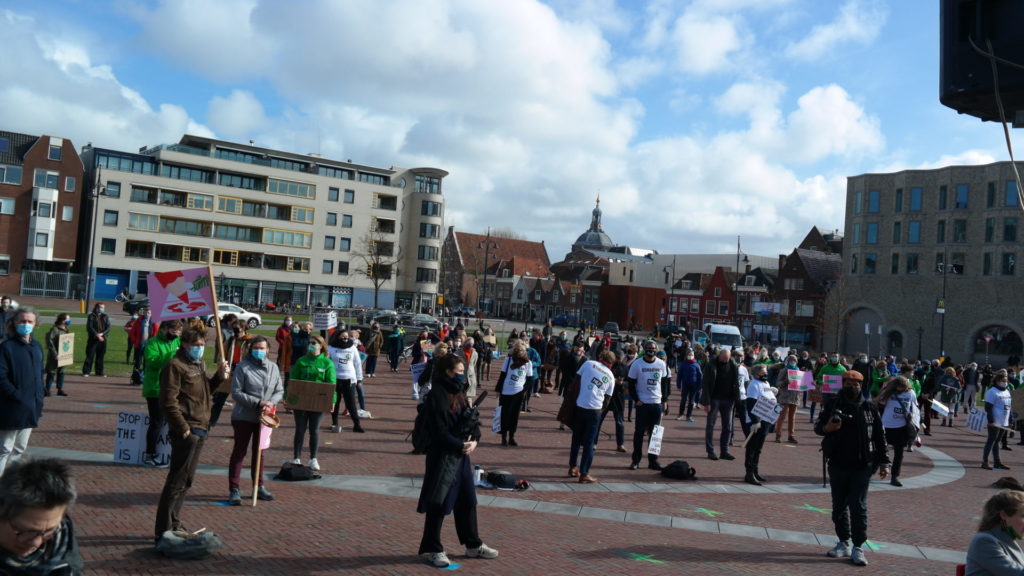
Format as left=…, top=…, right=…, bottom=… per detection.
left=1006, top=217, right=1019, bottom=242
left=61, top=206, right=73, bottom=221
left=891, top=253, right=900, bottom=274
left=852, top=223, right=861, bottom=244
left=261, top=228, right=312, bottom=248
left=358, top=172, right=389, bottom=185
left=705, top=300, right=715, bottom=314
left=0, top=164, right=22, bottom=185
left=984, top=252, right=993, bottom=276
left=988, top=182, right=997, bottom=208
left=130, top=186, right=157, bottom=204
left=64, top=176, right=75, bottom=192
left=95, top=152, right=157, bottom=175
left=343, top=189, right=355, bottom=203
left=48, top=144, right=62, bottom=161
left=161, top=164, right=213, bottom=184
left=324, top=236, right=336, bottom=250
left=213, top=249, right=238, bottom=266
left=182, top=247, right=208, bottom=264
left=783, top=278, right=804, bottom=291
left=322, top=260, right=334, bottom=274
left=34, top=202, right=52, bottom=218
left=906, top=253, right=919, bottom=275
left=955, top=183, right=969, bottom=208
left=854, top=190, right=863, bottom=214
left=319, top=166, right=352, bottom=180
left=217, top=172, right=261, bottom=190
left=217, top=197, right=242, bottom=214
left=419, top=223, right=440, bottom=238
left=100, top=238, right=115, bottom=254
left=864, top=253, right=877, bottom=274
left=339, top=237, right=351, bottom=251
left=0, top=197, right=12, bottom=215
left=714, top=287, right=721, bottom=297
left=341, top=214, right=352, bottom=227
left=160, top=216, right=210, bottom=237
left=416, top=268, right=438, bottom=283
left=35, top=232, right=48, bottom=247
left=938, top=185, right=948, bottom=210
left=128, top=213, right=159, bottom=231
left=951, top=252, right=965, bottom=274
left=936, top=220, right=946, bottom=243
left=718, top=301, right=729, bottom=316
left=104, top=181, right=121, bottom=198
left=33, top=169, right=59, bottom=189
left=910, top=187, right=922, bottom=211
left=325, top=212, right=337, bottom=226
left=853, top=253, right=860, bottom=273
left=418, top=245, right=439, bottom=260
left=935, top=252, right=945, bottom=274
left=415, top=175, right=441, bottom=194
left=690, top=299, right=700, bottom=313
left=103, top=210, right=118, bottom=226
left=892, top=221, right=902, bottom=244
left=421, top=200, right=442, bottom=216
left=1007, top=181, right=1020, bottom=207
left=986, top=217, right=996, bottom=242
left=375, top=194, right=398, bottom=211
left=866, top=222, right=878, bottom=244
left=908, top=221, right=921, bottom=243
left=867, top=190, right=880, bottom=213
left=0, top=256, right=8, bottom=275
left=267, top=178, right=314, bottom=199
left=1002, top=253, right=1016, bottom=276
left=187, top=193, right=213, bottom=210
left=0, top=137, right=7, bottom=153
left=291, top=207, right=314, bottom=223
left=953, top=219, right=967, bottom=243
left=894, top=188, right=903, bottom=212
left=328, top=187, right=340, bottom=202
left=214, top=224, right=260, bottom=242
left=337, top=261, right=349, bottom=275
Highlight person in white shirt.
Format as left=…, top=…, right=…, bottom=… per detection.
left=875, top=376, right=919, bottom=487
left=567, top=351, right=617, bottom=484
left=497, top=345, right=533, bottom=447
left=626, top=341, right=671, bottom=470
left=743, top=364, right=776, bottom=485
left=327, top=330, right=364, bottom=434
left=983, top=372, right=1013, bottom=471
left=734, top=349, right=751, bottom=438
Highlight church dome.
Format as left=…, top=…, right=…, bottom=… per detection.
left=572, top=196, right=614, bottom=251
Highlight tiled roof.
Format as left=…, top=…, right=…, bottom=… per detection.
left=794, top=248, right=842, bottom=285
left=455, top=231, right=550, bottom=274
left=0, top=131, right=39, bottom=166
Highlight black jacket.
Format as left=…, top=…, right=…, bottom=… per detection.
left=815, top=395, right=890, bottom=472
left=700, top=359, right=739, bottom=404
left=416, top=373, right=480, bottom=515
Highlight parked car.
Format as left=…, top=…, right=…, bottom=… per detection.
left=603, top=321, right=620, bottom=335
left=121, top=297, right=150, bottom=315
left=653, top=324, right=685, bottom=338
left=552, top=313, right=578, bottom=327
left=202, top=303, right=262, bottom=329
left=407, top=313, right=442, bottom=331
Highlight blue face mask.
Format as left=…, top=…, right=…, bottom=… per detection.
left=187, top=346, right=205, bottom=360
left=64, top=320, right=72, bottom=326
left=251, top=349, right=268, bottom=361
left=454, top=373, right=466, bottom=385
left=16, top=323, right=33, bottom=336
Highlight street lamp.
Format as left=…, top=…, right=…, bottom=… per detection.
left=218, top=272, right=227, bottom=302
left=734, top=235, right=749, bottom=334
left=916, top=326, right=924, bottom=361
left=84, top=169, right=104, bottom=315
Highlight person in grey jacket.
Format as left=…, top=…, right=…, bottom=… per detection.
left=966, top=490, right=1024, bottom=576
left=226, top=336, right=283, bottom=505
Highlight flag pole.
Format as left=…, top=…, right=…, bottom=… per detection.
left=207, top=266, right=226, bottom=365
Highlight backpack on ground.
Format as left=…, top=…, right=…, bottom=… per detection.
left=660, top=460, right=697, bottom=480
left=485, top=470, right=519, bottom=490
left=274, top=462, right=319, bottom=481
left=155, top=528, right=222, bottom=559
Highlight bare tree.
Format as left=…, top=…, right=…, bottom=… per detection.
left=355, top=229, right=404, bottom=308
left=489, top=227, right=525, bottom=240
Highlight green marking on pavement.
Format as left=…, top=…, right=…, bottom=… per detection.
left=864, top=540, right=886, bottom=551
left=793, top=503, right=831, bottom=514
left=688, top=507, right=722, bottom=518
left=627, top=552, right=667, bottom=565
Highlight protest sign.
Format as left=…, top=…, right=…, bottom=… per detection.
left=114, top=411, right=169, bottom=465
left=56, top=333, right=74, bottom=367
left=647, top=425, right=665, bottom=455
left=822, top=374, right=843, bottom=394
left=751, top=394, right=782, bottom=425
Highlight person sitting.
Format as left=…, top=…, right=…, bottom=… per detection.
left=966, top=490, right=1024, bottom=575
left=0, top=458, right=82, bottom=575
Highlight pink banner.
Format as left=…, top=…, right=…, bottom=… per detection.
left=787, top=369, right=815, bottom=391
left=822, top=374, right=844, bottom=393
left=147, top=267, right=216, bottom=322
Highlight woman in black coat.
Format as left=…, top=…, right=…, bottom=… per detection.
left=416, top=354, right=498, bottom=568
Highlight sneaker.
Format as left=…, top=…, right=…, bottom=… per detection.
left=466, top=543, right=499, bottom=559
left=996, top=464, right=1012, bottom=470
left=143, top=454, right=159, bottom=467
left=257, top=486, right=275, bottom=501
left=533, top=393, right=541, bottom=398
left=827, top=540, right=851, bottom=558
left=675, top=415, right=686, bottom=421
left=422, top=552, right=451, bottom=567
left=684, top=418, right=695, bottom=423
left=850, top=546, right=868, bottom=566
left=616, top=445, right=626, bottom=452
left=228, top=489, right=242, bottom=506
left=629, top=462, right=640, bottom=470
left=308, top=458, right=320, bottom=471
left=330, top=425, right=340, bottom=433
left=707, top=452, right=719, bottom=461
left=291, top=458, right=302, bottom=465
left=720, top=452, right=736, bottom=461
left=56, top=390, right=68, bottom=397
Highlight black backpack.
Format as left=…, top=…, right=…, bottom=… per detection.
left=274, top=462, right=320, bottom=481
left=660, top=460, right=697, bottom=480
left=410, top=393, right=434, bottom=455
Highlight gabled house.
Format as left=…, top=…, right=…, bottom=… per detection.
left=774, top=227, right=844, bottom=349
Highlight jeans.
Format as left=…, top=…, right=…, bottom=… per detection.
left=45, top=367, right=65, bottom=394
left=332, top=379, right=362, bottom=427
left=735, top=398, right=751, bottom=438
left=293, top=410, right=323, bottom=459
left=356, top=382, right=366, bottom=411
left=228, top=420, right=266, bottom=491
left=679, top=382, right=701, bottom=418
left=364, top=355, right=378, bottom=376
left=704, top=398, right=734, bottom=454
left=631, top=403, right=663, bottom=465
left=598, top=391, right=625, bottom=447
left=570, top=409, right=602, bottom=474
left=886, top=426, right=910, bottom=478
left=83, top=336, right=107, bottom=375
left=499, top=391, right=525, bottom=435
left=828, top=465, right=872, bottom=547
left=155, top=431, right=205, bottom=540
left=984, top=426, right=1006, bottom=465
left=145, top=396, right=165, bottom=457
left=0, top=428, right=32, bottom=476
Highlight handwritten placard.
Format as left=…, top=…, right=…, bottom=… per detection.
left=751, top=394, right=782, bottom=424
left=647, top=424, right=664, bottom=455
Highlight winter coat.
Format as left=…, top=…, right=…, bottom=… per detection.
left=160, top=349, right=226, bottom=435
left=0, top=335, right=44, bottom=430
left=365, top=329, right=384, bottom=355
left=416, top=372, right=480, bottom=515
left=142, top=334, right=181, bottom=399
left=677, top=359, right=703, bottom=388
left=45, top=325, right=68, bottom=372
left=230, top=355, right=284, bottom=424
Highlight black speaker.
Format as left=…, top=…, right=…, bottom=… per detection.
left=940, top=0, right=1024, bottom=124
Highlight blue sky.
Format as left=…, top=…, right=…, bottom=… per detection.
left=0, top=0, right=1008, bottom=260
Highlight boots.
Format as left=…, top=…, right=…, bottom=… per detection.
left=501, top=432, right=508, bottom=447
left=744, top=467, right=762, bottom=486
left=508, top=433, right=518, bottom=447
left=754, top=467, right=767, bottom=483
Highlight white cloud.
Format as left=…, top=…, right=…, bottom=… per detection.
left=874, top=150, right=999, bottom=173
left=207, top=90, right=268, bottom=140
left=786, top=0, right=887, bottom=61
left=670, top=9, right=743, bottom=75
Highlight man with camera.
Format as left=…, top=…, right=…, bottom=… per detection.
left=814, top=370, right=890, bottom=567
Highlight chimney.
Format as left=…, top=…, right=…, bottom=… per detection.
left=745, top=263, right=751, bottom=274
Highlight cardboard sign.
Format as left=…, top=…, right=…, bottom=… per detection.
left=491, top=406, right=502, bottom=434
left=148, top=266, right=216, bottom=321
left=647, top=424, right=664, bottom=455
left=787, top=369, right=815, bottom=391
left=966, top=408, right=987, bottom=434
left=483, top=335, right=496, bottom=345
left=114, top=411, right=170, bottom=465
left=284, top=379, right=335, bottom=413
left=313, top=311, right=338, bottom=331
left=56, top=333, right=75, bottom=367
left=751, top=394, right=782, bottom=424
left=822, top=374, right=843, bottom=394
left=421, top=340, right=435, bottom=358
left=410, top=362, right=427, bottom=386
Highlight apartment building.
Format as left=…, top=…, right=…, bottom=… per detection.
left=80, top=135, right=446, bottom=311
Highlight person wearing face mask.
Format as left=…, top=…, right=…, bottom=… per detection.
left=81, top=303, right=110, bottom=377
left=0, top=308, right=43, bottom=476
left=743, top=364, right=776, bottom=485
left=982, top=373, right=1013, bottom=471
left=328, top=330, right=364, bottom=434
left=275, top=317, right=294, bottom=375
left=814, top=370, right=890, bottom=567
left=772, top=355, right=801, bottom=444
left=811, top=353, right=848, bottom=423
left=124, top=312, right=139, bottom=365
left=496, top=345, right=532, bottom=446
left=453, top=337, right=478, bottom=401
left=965, top=490, right=1024, bottom=575
left=210, top=320, right=253, bottom=429
left=595, top=344, right=631, bottom=452
left=226, top=336, right=283, bottom=505
left=851, top=353, right=874, bottom=400
left=44, top=314, right=72, bottom=397
left=141, top=320, right=183, bottom=468
left=675, top=349, right=703, bottom=423
left=700, top=348, right=740, bottom=460
left=155, top=326, right=230, bottom=542
left=364, top=322, right=384, bottom=378
left=129, top=307, right=158, bottom=382
left=288, top=335, right=335, bottom=471
left=567, top=350, right=617, bottom=483
left=626, top=341, right=671, bottom=470
left=875, top=376, right=919, bottom=487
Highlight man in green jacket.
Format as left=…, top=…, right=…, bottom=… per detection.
left=142, top=319, right=183, bottom=467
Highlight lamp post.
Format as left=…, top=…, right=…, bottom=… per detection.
left=734, top=235, right=749, bottom=336
left=916, top=326, right=924, bottom=361
left=84, top=169, right=103, bottom=315
left=480, top=227, right=491, bottom=316
left=218, top=272, right=227, bottom=302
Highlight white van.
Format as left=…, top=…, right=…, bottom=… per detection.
left=702, top=323, right=743, bottom=349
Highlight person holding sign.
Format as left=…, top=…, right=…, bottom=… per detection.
left=875, top=376, right=918, bottom=486
left=288, top=335, right=335, bottom=472
left=567, top=351, right=617, bottom=483
left=773, top=355, right=801, bottom=444
left=496, top=344, right=532, bottom=447
left=982, top=372, right=1013, bottom=471
left=743, top=364, right=776, bottom=485
left=627, top=341, right=670, bottom=470
left=44, top=314, right=71, bottom=397
left=814, top=370, right=890, bottom=567
left=811, top=354, right=846, bottom=423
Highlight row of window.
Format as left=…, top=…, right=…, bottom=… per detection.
left=0, top=165, right=77, bottom=192
left=853, top=217, right=1019, bottom=245
left=855, top=181, right=1020, bottom=215
left=111, top=239, right=313, bottom=272
left=126, top=212, right=313, bottom=248
left=850, top=251, right=1019, bottom=276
